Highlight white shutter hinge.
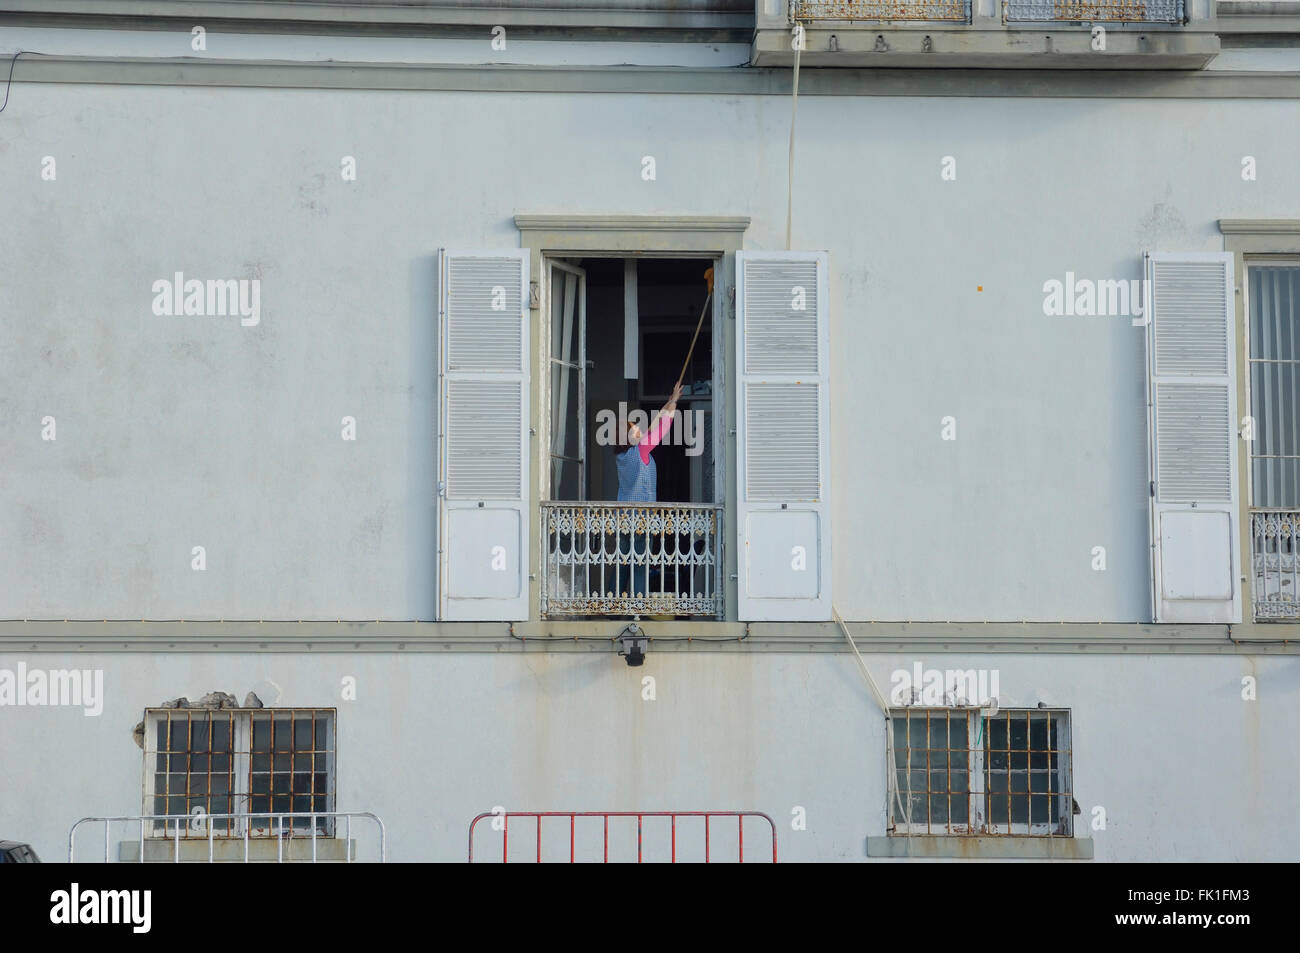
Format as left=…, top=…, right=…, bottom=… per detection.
left=529, top=427, right=536, bottom=436
left=529, top=281, right=540, bottom=310
left=437, top=480, right=446, bottom=497
left=728, top=286, right=736, bottom=319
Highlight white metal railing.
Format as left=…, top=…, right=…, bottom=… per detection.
left=1251, top=509, right=1300, bottom=620
left=68, top=812, right=386, bottom=863
left=541, top=502, right=723, bottom=618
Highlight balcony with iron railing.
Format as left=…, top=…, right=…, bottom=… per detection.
left=541, top=502, right=724, bottom=619
left=756, top=0, right=1217, bottom=67
left=792, top=0, right=971, bottom=19
left=1251, top=509, right=1300, bottom=620
left=791, top=0, right=1183, bottom=20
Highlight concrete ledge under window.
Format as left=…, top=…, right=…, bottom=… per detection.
left=11, top=57, right=1300, bottom=100
left=3, top=620, right=1299, bottom=653
left=866, top=836, right=1094, bottom=860
left=118, top=837, right=355, bottom=862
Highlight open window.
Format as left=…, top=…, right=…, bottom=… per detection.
left=541, top=255, right=723, bottom=619
left=1246, top=261, right=1300, bottom=620
left=547, top=256, right=718, bottom=506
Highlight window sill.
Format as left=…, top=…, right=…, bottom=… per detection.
left=119, top=838, right=354, bottom=862
left=866, top=836, right=1093, bottom=860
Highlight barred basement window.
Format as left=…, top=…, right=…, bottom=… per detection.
left=888, top=708, right=1073, bottom=836
left=142, top=708, right=336, bottom=837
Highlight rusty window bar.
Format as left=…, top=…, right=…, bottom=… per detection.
left=984, top=708, right=1072, bottom=836
left=68, top=812, right=385, bottom=862
left=541, top=502, right=723, bottom=619
left=466, top=811, right=777, bottom=863
left=889, top=708, right=970, bottom=835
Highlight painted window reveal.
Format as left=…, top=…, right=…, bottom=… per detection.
left=143, top=708, right=336, bottom=838
left=540, top=256, right=723, bottom=619
left=888, top=708, right=1074, bottom=837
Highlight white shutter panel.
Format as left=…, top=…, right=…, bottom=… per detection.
left=735, top=251, right=831, bottom=620
left=1145, top=252, right=1240, bottom=623
left=438, top=249, right=530, bottom=620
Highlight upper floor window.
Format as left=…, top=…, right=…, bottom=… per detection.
left=1247, top=263, right=1300, bottom=509
left=438, top=246, right=832, bottom=622
left=542, top=256, right=723, bottom=618
left=1247, top=263, right=1300, bottom=619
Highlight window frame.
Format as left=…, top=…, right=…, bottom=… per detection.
left=516, top=215, right=749, bottom=621
left=539, top=250, right=726, bottom=508
left=1243, top=257, right=1300, bottom=511
left=141, top=707, right=337, bottom=839
left=887, top=707, right=1074, bottom=838
left=1218, top=222, right=1300, bottom=624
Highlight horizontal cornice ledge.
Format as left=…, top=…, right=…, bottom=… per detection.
left=0, top=620, right=1295, bottom=653
left=11, top=57, right=1300, bottom=99
left=1220, top=219, right=1300, bottom=235
left=515, top=214, right=751, bottom=233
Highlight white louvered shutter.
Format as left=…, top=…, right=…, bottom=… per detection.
left=438, top=249, right=530, bottom=620
left=735, top=251, right=831, bottom=620
left=1145, top=252, right=1240, bottom=623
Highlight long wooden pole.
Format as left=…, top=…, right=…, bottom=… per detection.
left=675, top=268, right=714, bottom=390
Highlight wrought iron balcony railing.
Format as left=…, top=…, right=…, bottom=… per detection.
left=792, top=0, right=1184, bottom=21
left=541, top=502, right=723, bottom=619
left=1004, top=0, right=1184, bottom=21
left=793, top=0, right=971, bottom=20
left=1251, top=509, right=1300, bottom=620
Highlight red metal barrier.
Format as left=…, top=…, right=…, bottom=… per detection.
left=467, top=811, right=777, bottom=863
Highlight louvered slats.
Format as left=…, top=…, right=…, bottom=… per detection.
left=745, top=383, right=821, bottom=500
left=1152, top=261, right=1230, bottom=376
left=446, top=381, right=522, bottom=499
left=1154, top=382, right=1232, bottom=503
left=447, top=257, right=524, bottom=372
left=742, top=261, right=819, bottom=375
